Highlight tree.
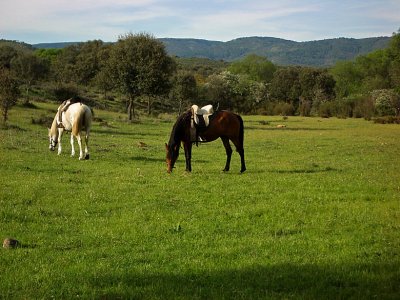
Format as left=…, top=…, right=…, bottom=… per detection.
left=52, top=45, right=80, bottom=83
left=75, top=40, right=107, bottom=85
left=0, top=68, right=20, bottom=124
left=93, top=67, right=114, bottom=98
left=171, top=71, right=198, bottom=114
left=204, top=72, right=237, bottom=110
left=0, top=45, right=18, bottom=69
left=109, top=33, right=176, bottom=120
left=269, top=67, right=302, bottom=105
left=228, top=54, right=276, bottom=82
left=387, top=31, right=400, bottom=90
left=10, top=52, right=49, bottom=103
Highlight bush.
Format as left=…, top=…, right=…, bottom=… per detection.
left=318, top=101, right=334, bottom=118
left=273, top=102, right=295, bottom=116
left=371, top=89, right=400, bottom=116
left=373, top=116, right=400, bottom=124
left=51, top=83, right=80, bottom=101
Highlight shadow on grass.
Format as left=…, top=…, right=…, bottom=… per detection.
left=130, top=156, right=165, bottom=162
left=271, top=166, right=340, bottom=174
left=129, top=156, right=210, bottom=164
left=92, top=129, right=160, bottom=137
left=89, top=263, right=399, bottom=299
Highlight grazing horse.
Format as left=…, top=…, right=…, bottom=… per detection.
left=165, top=109, right=246, bottom=173
left=48, top=103, right=92, bottom=160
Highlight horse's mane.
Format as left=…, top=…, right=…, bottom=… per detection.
left=168, top=110, right=191, bottom=145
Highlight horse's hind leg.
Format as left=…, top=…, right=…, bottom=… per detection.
left=238, top=148, right=246, bottom=173
left=70, top=133, right=76, bottom=157
left=183, top=142, right=192, bottom=172
left=231, top=138, right=246, bottom=173
left=84, top=130, right=89, bottom=160
left=76, top=134, right=85, bottom=160
left=221, top=137, right=232, bottom=172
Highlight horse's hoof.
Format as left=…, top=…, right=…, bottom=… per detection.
left=240, top=168, right=247, bottom=173
left=85, top=154, right=90, bottom=160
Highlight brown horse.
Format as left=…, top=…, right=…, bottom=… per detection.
left=165, top=109, right=246, bottom=173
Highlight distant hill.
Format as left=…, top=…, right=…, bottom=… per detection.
left=32, top=42, right=82, bottom=49
left=32, top=36, right=391, bottom=67
left=160, top=36, right=391, bottom=67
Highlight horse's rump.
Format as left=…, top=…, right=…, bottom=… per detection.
left=71, top=105, right=91, bottom=136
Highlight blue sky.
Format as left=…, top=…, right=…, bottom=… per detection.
left=1, top=0, right=399, bottom=44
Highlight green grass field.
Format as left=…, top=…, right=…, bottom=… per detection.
left=1, top=102, right=399, bottom=299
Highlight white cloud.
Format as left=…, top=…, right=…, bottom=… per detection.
left=0, top=0, right=398, bottom=43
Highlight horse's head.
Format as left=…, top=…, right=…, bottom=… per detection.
left=48, top=128, right=58, bottom=151
left=165, top=142, right=180, bottom=173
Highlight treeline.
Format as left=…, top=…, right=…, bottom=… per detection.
left=0, top=31, right=399, bottom=124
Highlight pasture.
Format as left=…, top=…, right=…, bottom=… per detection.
left=1, top=102, right=399, bottom=299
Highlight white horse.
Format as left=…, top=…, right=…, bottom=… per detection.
left=48, top=103, right=92, bottom=160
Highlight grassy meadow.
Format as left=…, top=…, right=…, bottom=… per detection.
left=1, top=102, right=399, bottom=299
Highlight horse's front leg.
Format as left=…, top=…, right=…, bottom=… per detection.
left=57, top=129, right=63, bottom=155
left=183, top=142, right=192, bottom=172
left=221, top=137, right=232, bottom=171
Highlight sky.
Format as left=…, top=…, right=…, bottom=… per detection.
left=1, top=0, right=399, bottom=44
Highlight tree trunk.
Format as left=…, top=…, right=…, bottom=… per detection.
left=147, top=98, right=151, bottom=115
left=127, top=97, right=135, bottom=121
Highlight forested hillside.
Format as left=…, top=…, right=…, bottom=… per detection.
left=33, top=36, right=391, bottom=67
left=161, top=36, right=391, bottom=66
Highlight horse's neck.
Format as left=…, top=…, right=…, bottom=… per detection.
left=50, top=115, right=59, bottom=137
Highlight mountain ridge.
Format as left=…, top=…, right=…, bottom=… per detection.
left=32, top=35, right=391, bottom=67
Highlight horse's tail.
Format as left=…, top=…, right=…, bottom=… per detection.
left=237, top=114, right=244, bottom=148
left=72, top=110, right=83, bottom=136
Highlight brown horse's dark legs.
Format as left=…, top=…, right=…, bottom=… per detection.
left=221, top=138, right=232, bottom=171
left=231, top=138, right=246, bottom=173
left=239, top=148, right=246, bottom=173
left=184, top=142, right=192, bottom=172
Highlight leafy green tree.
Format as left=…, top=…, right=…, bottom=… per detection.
left=171, top=71, right=197, bottom=114
left=330, top=61, right=362, bottom=98
left=356, top=50, right=391, bottom=92
left=269, top=67, right=301, bottom=105
left=52, top=45, right=80, bottom=83
left=0, top=45, right=18, bottom=69
left=204, top=72, right=235, bottom=110
left=93, top=67, right=114, bottom=98
left=109, top=33, right=176, bottom=120
left=10, top=52, right=49, bottom=102
left=0, top=68, right=20, bottom=124
left=387, top=31, right=400, bottom=90
left=228, top=54, right=276, bottom=82
left=35, top=48, right=62, bottom=63
left=75, top=40, right=107, bottom=85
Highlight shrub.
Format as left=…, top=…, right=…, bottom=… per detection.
left=273, top=102, right=295, bottom=116
left=371, top=89, right=400, bottom=116
left=51, top=83, right=80, bottom=101
left=373, top=116, right=400, bottom=124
